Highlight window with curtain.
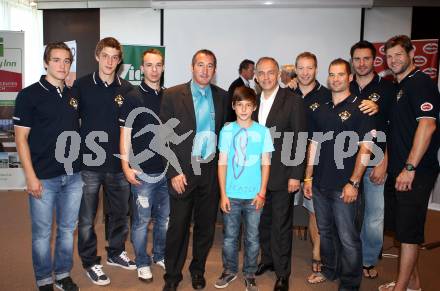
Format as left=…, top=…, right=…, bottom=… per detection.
left=0, top=0, right=43, bottom=86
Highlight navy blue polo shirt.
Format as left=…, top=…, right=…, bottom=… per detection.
left=388, top=69, right=440, bottom=175
left=294, top=81, right=331, bottom=126
left=73, top=72, right=133, bottom=173
left=350, top=74, right=396, bottom=165
left=118, top=82, right=165, bottom=174
left=309, top=94, right=375, bottom=190
left=13, top=75, right=81, bottom=179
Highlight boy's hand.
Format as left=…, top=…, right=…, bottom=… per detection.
left=303, top=181, right=313, bottom=199
left=220, top=196, right=231, bottom=213
left=252, top=193, right=265, bottom=210
left=123, top=167, right=141, bottom=186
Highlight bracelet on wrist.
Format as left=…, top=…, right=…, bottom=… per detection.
left=303, top=177, right=313, bottom=182
left=257, top=193, right=266, bottom=200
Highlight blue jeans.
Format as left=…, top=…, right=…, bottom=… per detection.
left=131, top=173, right=170, bottom=268
left=222, top=198, right=262, bottom=277
left=78, top=170, right=130, bottom=268
left=361, top=167, right=384, bottom=266
left=313, top=186, right=362, bottom=291
left=29, top=172, right=83, bottom=287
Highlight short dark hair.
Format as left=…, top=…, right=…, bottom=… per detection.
left=329, top=58, right=351, bottom=75
left=43, top=42, right=73, bottom=64
left=385, top=35, right=413, bottom=54
left=350, top=40, right=376, bottom=58
left=141, top=48, right=164, bottom=64
left=191, top=49, right=217, bottom=68
left=232, top=86, right=257, bottom=106
left=95, top=37, right=122, bottom=59
left=239, top=59, right=255, bottom=73
left=256, top=57, right=279, bottom=70
left=295, top=52, right=317, bottom=68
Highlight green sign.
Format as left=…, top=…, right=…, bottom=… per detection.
left=0, top=37, right=4, bottom=57
left=120, top=44, right=165, bottom=85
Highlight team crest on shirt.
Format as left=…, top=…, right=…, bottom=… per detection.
left=396, top=89, right=403, bottom=101
left=421, top=102, right=433, bottom=112
left=339, top=110, right=351, bottom=122
left=114, top=94, right=124, bottom=107
left=309, top=102, right=320, bottom=111
left=368, top=93, right=380, bottom=102
left=69, top=97, right=78, bottom=110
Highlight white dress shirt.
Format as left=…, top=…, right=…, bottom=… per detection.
left=258, top=85, right=279, bottom=126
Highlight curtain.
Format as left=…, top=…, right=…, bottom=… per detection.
left=0, top=0, right=43, bottom=86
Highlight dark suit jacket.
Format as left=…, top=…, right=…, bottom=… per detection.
left=160, top=81, right=227, bottom=195
left=226, top=77, right=246, bottom=122
left=252, top=87, right=307, bottom=191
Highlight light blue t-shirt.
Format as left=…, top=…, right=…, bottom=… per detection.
left=218, top=121, right=274, bottom=199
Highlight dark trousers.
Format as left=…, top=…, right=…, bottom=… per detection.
left=164, top=172, right=219, bottom=284
left=313, top=186, right=362, bottom=291
left=78, top=170, right=131, bottom=269
left=259, top=189, right=294, bottom=277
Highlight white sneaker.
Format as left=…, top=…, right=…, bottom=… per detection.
left=154, top=259, right=166, bottom=270
left=137, top=266, right=153, bottom=282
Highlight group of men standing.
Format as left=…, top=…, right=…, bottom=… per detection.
left=14, top=33, right=439, bottom=291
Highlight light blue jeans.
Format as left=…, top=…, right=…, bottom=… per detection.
left=131, top=173, right=170, bottom=268
left=29, top=172, right=83, bottom=287
left=361, top=167, right=385, bottom=267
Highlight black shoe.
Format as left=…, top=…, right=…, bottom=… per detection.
left=191, top=274, right=206, bottom=290
left=273, top=276, right=289, bottom=291
left=39, top=284, right=54, bottom=291
left=54, top=277, right=79, bottom=291
left=255, top=263, right=274, bottom=276
left=162, top=281, right=179, bottom=291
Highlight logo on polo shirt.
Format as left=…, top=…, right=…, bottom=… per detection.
left=423, top=42, right=438, bottom=54
left=421, top=102, right=433, bottom=112
left=114, top=94, right=124, bottom=107
left=69, top=97, right=78, bottom=110
left=309, top=102, right=320, bottom=111
left=338, top=110, right=351, bottom=122
left=396, top=89, right=403, bottom=101
left=368, top=93, right=380, bottom=102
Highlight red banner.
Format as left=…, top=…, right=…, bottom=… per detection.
left=373, top=39, right=439, bottom=82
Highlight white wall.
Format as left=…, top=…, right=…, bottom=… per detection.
left=364, top=7, right=412, bottom=43
left=100, top=8, right=161, bottom=45
left=163, top=8, right=362, bottom=89
left=98, top=7, right=417, bottom=90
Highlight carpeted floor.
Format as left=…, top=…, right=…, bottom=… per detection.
left=1, top=190, right=439, bottom=291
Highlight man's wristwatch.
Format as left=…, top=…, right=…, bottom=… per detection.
left=404, top=163, right=416, bottom=171
left=348, top=179, right=360, bottom=189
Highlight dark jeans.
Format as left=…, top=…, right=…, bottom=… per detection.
left=78, top=170, right=130, bottom=269
left=259, top=189, right=294, bottom=278
left=313, top=186, right=362, bottom=291
left=164, top=168, right=219, bottom=284
left=222, top=198, right=262, bottom=276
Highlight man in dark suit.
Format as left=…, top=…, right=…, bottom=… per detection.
left=226, top=59, right=255, bottom=121
left=253, top=57, right=307, bottom=291
left=160, top=49, right=227, bottom=291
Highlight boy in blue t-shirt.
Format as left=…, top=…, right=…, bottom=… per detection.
left=215, top=86, right=274, bottom=291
